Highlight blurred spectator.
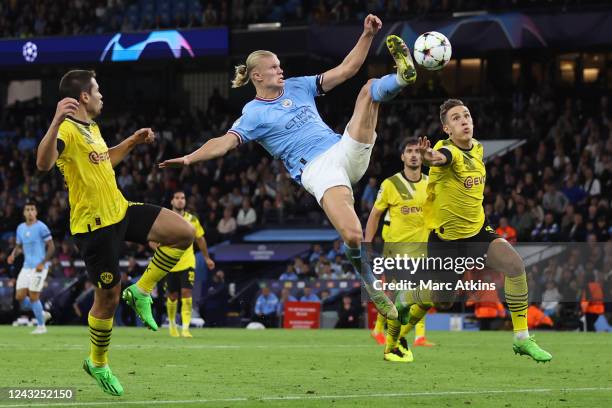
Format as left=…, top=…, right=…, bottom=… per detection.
left=542, top=183, right=568, bottom=215
left=236, top=198, right=257, bottom=231
left=581, top=272, right=605, bottom=332
left=300, top=287, right=320, bottom=302
left=496, top=217, right=517, bottom=244
left=541, top=280, right=562, bottom=317
left=360, top=177, right=377, bottom=214
left=276, top=287, right=297, bottom=325
left=335, top=295, right=361, bottom=328
left=201, top=270, right=229, bottom=327
left=279, top=264, right=298, bottom=281
left=254, top=286, right=279, bottom=327
left=326, top=240, right=344, bottom=260
left=531, top=212, right=560, bottom=242
left=217, top=207, right=237, bottom=239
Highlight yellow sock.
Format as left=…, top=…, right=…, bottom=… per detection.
left=385, top=319, right=401, bottom=353
left=181, top=297, right=192, bottom=330
left=137, top=247, right=186, bottom=293
left=399, top=303, right=428, bottom=337
left=88, top=313, right=113, bottom=367
left=166, top=298, right=178, bottom=326
left=505, top=274, right=529, bottom=333
left=415, top=318, right=426, bottom=339
left=373, top=313, right=386, bottom=334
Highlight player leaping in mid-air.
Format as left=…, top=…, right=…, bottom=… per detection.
left=418, top=99, right=552, bottom=362
left=159, top=15, right=416, bottom=319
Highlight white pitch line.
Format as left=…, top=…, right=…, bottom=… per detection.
left=1, top=387, right=611, bottom=407
left=0, top=344, right=374, bottom=350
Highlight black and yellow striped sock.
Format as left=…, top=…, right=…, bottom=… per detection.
left=88, top=313, right=113, bottom=367
left=373, top=313, right=386, bottom=334
left=181, top=297, right=192, bottom=330
left=505, top=274, right=529, bottom=335
left=399, top=303, right=429, bottom=338
left=137, top=247, right=186, bottom=293
left=385, top=319, right=401, bottom=353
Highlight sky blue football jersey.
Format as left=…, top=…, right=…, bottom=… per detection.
left=16, top=221, right=52, bottom=269
left=228, top=75, right=341, bottom=182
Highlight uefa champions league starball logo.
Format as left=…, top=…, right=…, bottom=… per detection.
left=22, top=42, right=38, bottom=62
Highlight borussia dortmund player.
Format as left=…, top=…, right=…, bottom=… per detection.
left=37, top=70, right=195, bottom=396
left=365, top=137, right=434, bottom=363
left=159, top=191, right=215, bottom=338
left=418, top=99, right=552, bottom=363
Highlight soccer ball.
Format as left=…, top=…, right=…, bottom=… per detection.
left=413, top=32, right=452, bottom=71
left=22, top=42, right=38, bottom=63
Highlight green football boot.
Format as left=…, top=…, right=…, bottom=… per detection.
left=386, top=35, right=417, bottom=85
left=513, top=336, right=552, bottom=363
left=122, top=284, right=158, bottom=331
left=83, top=358, right=124, bottom=396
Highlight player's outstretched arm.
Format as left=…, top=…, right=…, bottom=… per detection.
left=159, top=133, right=239, bottom=168
left=320, top=14, right=382, bottom=93
left=418, top=136, right=448, bottom=167
left=36, top=98, right=79, bottom=171
left=108, top=128, right=155, bottom=167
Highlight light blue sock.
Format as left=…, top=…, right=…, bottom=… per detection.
left=21, top=296, right=32, bottom=311
left=370, top=74, right=404, bottom=102
left=31, top=300, right=44, bottom=326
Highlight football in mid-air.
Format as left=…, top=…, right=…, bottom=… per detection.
left=413, top=32, right=452, bottom=71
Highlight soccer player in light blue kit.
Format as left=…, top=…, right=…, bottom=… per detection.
left=7, top=202, right=55, bottom=334
left=160, top=15, right=417, bottom=319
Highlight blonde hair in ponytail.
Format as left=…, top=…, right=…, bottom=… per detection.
left=231, top=50, right=276, bottom=88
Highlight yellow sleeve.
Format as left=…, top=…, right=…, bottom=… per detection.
left=192, top=216, right=205, bottom=239
left=373, top=179, right=391, bottom=211
left=57, top=121, right=73, bottom=158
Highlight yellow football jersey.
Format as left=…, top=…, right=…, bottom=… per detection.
left=171, top=211, right=205, bottom=271
left=56, top=117, right=128, bottom=234
left=424, top=138, right=486, bottom=240
left=375, top=171, right=430, bottom=245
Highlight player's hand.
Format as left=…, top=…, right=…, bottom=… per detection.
left=52, top=98, right=79, bottom=124
left=205, top=257, right=216, bottom=270
left=35, top=263, right=44, bottom=272
left=7, top=254, right=14, bottom=265
left=132, top=128, right=155, bottom=145
left=363, top=14, right=382, bottom=37
left=158, top=156, right=191, bottom=169
left=418, top=136, right=446, bottom=166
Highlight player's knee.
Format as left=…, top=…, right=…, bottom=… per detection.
left=29, top=293, right=40, bottom=301
left=175, top=223, right=195, bottom=250
left=15, top=292, right=25, bottom=301
left=168, top=292, right=179, bottom=301
left=360, top=79, right=376, bottom=100
left=507, top=257, right=525, bottom=277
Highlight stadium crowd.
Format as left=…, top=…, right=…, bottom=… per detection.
left=1, top=0, right=611, bottom=38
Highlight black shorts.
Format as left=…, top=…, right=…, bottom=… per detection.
left=165, top=268, right=195, bottom=293
left=74, top=202, right=162, bottom=289
left=425, top=222, right=500, bottom=303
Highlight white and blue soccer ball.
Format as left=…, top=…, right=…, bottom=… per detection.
left=413, top=32, right=452, bottom=71
left=22, top=41, right=38, bottom=63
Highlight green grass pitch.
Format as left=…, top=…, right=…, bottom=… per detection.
left=1, top=327, right=611, bottom=407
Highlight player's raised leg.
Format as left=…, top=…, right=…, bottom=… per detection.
left=321, top=187, right=397, bottom=320
left=123, top=207, right=195, bottom=331
left=486, top=238, right=552, bottom=362
left=368, top=35, right=416, bottom=103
